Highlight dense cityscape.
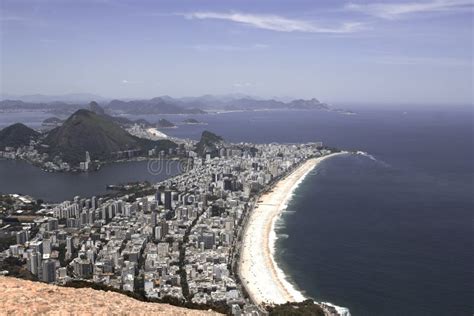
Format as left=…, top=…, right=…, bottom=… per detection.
left=0, top=134, right=338, bottom=315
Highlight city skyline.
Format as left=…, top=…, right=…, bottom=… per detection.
left=1, top=0, right=473, bottom=105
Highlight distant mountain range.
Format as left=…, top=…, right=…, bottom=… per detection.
left=0, top=93, right=107, bottom=104
left=106, top=97, right=206, bottom=115
left=116, top=95, right=330, bottom=112
left=0, top=94, right=348, bottom=115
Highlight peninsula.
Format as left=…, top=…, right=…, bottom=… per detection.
left=0, top=126, right=349, bottom=315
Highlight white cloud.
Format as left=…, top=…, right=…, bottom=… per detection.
left=193, top=43, right=269, bottom=52
left=233, top=82, right=253, bottom=88
left=375, top=55, right=472, bottom=66
left=346, top=0, right=473, bottom=20
left=0, top=16, right=28, bottom=22
left=183, top=12, right=364, bottom=33
left=121, top=79, right=144, bottom=85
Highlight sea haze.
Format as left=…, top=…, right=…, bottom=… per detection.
left=1, top=106, right=472, bottom=315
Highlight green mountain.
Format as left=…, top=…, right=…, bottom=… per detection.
left=157, top=119, right=175, bottom=128
left=0, top=123, right=39, bottom=149
left=44, top=109, right=176, bottom=164
left=182, top=118, right=200, bottom=124
left=42, top=117, right=64, bottom=126
left=195, top=130, right=224, bottom=157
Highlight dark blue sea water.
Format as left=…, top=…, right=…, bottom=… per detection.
left=0, top=159, right=180, bottom=202
left=1, top=106, right=472, bottom=315
left=161, top=107, right=473, bottom=315
left=276, top=153, right=472, bottom=315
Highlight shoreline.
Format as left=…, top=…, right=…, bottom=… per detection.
left=239, top=152, right=346, bottom=307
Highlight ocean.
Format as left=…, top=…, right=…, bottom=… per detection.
left=0, top=159, right=180, bottom=202
left=276, top=152, right=472, bottom=315
left=1, top=106, right=472, bottom=315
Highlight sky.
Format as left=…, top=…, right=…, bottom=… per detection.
left=0, top=0, right=473, bottom=105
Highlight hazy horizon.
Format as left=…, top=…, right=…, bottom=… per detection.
left=1, top=92, right=473, bottom=109
left=1, top=0, right=473, bottom=106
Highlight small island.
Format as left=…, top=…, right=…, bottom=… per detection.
left=156, top=119, right=176, bottom=128
left=41, top=117, right=64, bottom=127
left=182, top=118, right=207, bottom=125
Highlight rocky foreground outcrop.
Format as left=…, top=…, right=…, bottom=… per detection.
left=0, top=277, right=221, bottom=315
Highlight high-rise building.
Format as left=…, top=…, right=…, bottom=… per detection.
left=43, top=238, right=51, bottom=255
left=117, top=200, right=123, bottom=215
left=80, top=211, right=88, bottom=226
left=142, top=198, right=149, bottom=213
left=202, top=232, right=215, bottom=250
left=72, top=257, right=92, bottom=278
left=16, top=230, right=28, bottom=244
left=124, top=204, right=131, bottom=217
left=154, top=220, right=169, bottom=240
left=160, top=220, right=169, bottom=237
left=66, top=236, right=73, bottom=259
left=42, top=260, right=56, bottom=283
left=47, top=218, right=59, bottom=231
left=154, top=226, right=162, bottom=240
left=223, top=178, right=232, bottom=191
left=86, top=249, right=95, bottom=264
left=155, top=190, right=162, bottom=205
left=151, top=210, right=158, bottom=228
left=28, top=251, right=39, bottom=275
left=91, top=196, right=97, bottom=210
left=9, top=245, right=19, bottom=256
left=157, top=242, right=169, bottom=257
left=29, top=240, right=43, bottom=255
left=164, top=190, right=172, bottom=210
left=83, top=151, right=91, bottom=171
left=97, top=197, right=103, bottom=208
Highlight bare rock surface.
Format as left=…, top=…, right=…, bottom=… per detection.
left=0, top=277, right=221, bottom=315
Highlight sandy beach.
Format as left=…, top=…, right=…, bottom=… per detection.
left=239, top=153, right=344, bottom=306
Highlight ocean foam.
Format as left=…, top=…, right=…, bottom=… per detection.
left=356, top=150, right=377, bottom=161
left=321, top=302, right=352, bottom=316
left=355, top=150, right=390, bottom=167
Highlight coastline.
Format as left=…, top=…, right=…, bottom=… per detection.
left=239, top=152, right=346, bottom=307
